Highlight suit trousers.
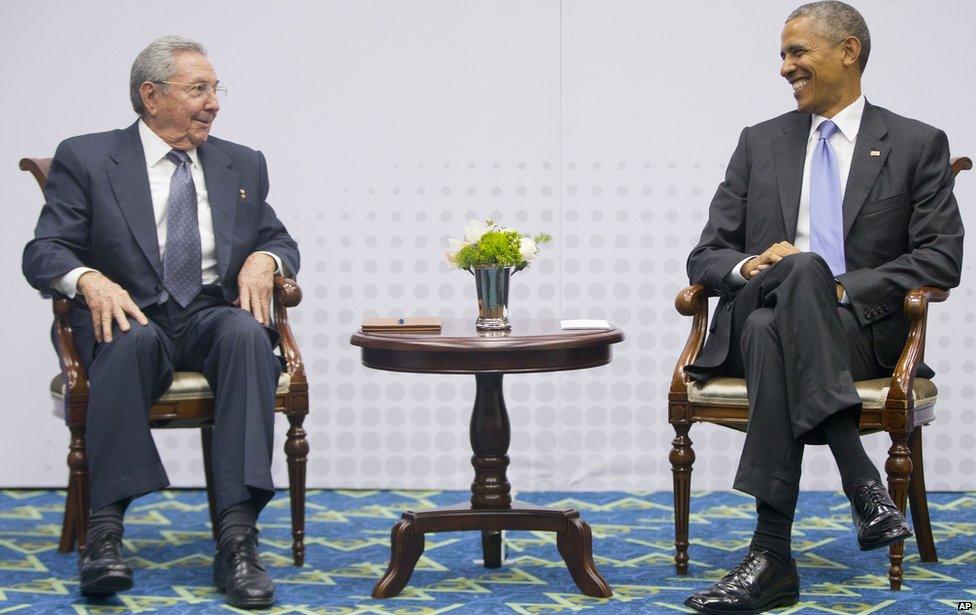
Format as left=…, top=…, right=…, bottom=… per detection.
left=721, top=253, right=887, bottom=517
left=67, top=285, right=282, bottom=515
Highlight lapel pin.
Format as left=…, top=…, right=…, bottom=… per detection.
left=869, top=150, right=881, bottom=157
left=239, top=188, right=247, bottom=201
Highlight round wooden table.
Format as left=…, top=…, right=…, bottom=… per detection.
left=350, top=318, right=624, bottom=599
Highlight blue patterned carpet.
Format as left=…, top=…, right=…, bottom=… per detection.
left=0, top=489, right=973, bottom=613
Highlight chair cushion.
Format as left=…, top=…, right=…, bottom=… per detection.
left=687, top=376, right=937, bottom=410
left=50, top=371, right=291, bottom=402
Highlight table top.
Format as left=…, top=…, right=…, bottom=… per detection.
left=350, top=318, right=625, bottom=375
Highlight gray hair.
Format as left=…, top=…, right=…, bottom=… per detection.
left=129, top=36, right=207, bottom=115
left=787, top=1, right=870, bottom=73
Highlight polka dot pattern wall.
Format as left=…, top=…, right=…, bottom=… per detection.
left=7, top=1, right=973, bottom=492
left=152, top=2, right=976, bottom=493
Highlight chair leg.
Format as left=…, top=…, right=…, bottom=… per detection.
left=58, top=466, right=78, bottom=553
left=285, top=413, right=309, bottom=566
left=907, top=426, right=937, bottom=562
left=670, top=420, right=695, bottom=575
left=68, top=424, right=89, bottom=554
left=201, top=426, right=219, bottom=541
left=885, top=429, right=913, bottom=590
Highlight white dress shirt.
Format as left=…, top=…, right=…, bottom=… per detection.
left=728, top=94, right=866, bottom=300
left=53, top=119, right=282, bottom=298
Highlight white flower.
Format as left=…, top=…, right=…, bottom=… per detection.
left=464, top=219, right=492, bottom=243
left=519, top=236, right=538, bottom=262
left=445, top=238, right=466, bottom=265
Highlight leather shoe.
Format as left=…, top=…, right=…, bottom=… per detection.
left=684, top=547, right=799, bottom=614
left=850, top=479, right=912, bottom=551
left=79, top=531, right=133, bottom=596
left=213, top=528, right=276, bottom=609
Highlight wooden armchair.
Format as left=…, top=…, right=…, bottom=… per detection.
left=668, top=156, right=972, bottom=591
left=19, top=157, right=310, bottom=566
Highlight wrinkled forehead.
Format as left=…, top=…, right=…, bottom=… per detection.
left=172, top=50, right=217, bottom=82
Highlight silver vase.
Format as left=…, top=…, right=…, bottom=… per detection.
left=473, top=266, right=512, bottom=330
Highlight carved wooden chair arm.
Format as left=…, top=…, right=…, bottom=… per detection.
left=52, top=297, right=89, bottom=399
left=670, top=284, right=719, bottom=393
left=273, top=276, right=302, bottom=308
left=888, top=287, right=948, bottom=405
left=272, top=276, right=305, bottom=378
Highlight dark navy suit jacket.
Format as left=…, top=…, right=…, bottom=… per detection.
left=686, top=101, right=964, bottom=379
left=23, top=121, right=299, bottom=307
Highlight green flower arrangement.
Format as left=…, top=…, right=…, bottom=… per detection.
left=445, top=219, right=552, bottom=271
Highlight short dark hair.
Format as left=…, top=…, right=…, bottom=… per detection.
left=787, top=1, right=871, bottom=73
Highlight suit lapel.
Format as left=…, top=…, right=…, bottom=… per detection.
left=108, top=122, right=163, bottom=277
left=843, top=101, right=888, bottom=238
left=772, top=113, right=811, bottom=243
left=198, top=140, right=238, bottom=283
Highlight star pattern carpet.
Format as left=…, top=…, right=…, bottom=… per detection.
left=0, top=489, right=972, bottom=613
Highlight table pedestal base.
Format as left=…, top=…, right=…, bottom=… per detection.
left=371, top=502, right=612, bottom=598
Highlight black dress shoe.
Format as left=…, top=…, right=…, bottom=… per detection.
left=79, top=531, right=133, bottom=596
left=684, top=547, right=799, bottom=614
left=213, top=528, right=276, bottom=609
left=850, top=479, right=912, bottom=551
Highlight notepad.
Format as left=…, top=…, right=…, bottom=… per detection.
left=560, top=319, right=611, bottom=330
left=361, top=317, right=443, bottom=332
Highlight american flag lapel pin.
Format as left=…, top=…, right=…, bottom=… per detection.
left=869, top=150, right=881, bottom=157
left=239, top=188, right=247, bottom=201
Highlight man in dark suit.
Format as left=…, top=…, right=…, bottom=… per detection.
left=22, top=36, right=299, bottom=609
left=682, top=2, right=963, bottom=613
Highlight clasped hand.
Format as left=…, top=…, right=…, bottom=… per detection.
left=741, top=242, right=844, bottom=301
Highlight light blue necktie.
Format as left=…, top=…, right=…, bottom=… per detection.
left=809, top=119, right=845, bottom=276
left=163, top=150, right=202, bottom=308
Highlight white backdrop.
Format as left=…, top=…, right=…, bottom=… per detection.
left=2, top=1, right=974, bottom=492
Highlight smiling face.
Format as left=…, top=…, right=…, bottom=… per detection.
left=780, top=16, right=862, bottom=118
left=140, top=51, right=219, bottom=150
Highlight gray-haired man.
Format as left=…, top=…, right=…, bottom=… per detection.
left=23, top=36, right=300, bottom=609
left=683, top=2, right=963, bottom=612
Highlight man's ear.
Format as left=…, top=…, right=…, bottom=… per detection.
left=842, top=36, right=862, bottom=69
left=140, top=81, right=159, bottom=116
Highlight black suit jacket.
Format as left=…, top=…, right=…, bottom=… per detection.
left=686, top=101, right=963, bottom=379
left=22, top=121, right=300, bottom=307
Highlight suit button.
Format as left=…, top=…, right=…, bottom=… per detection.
left=154, top=286, right=162, bottom=293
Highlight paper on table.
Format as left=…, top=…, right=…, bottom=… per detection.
left=560, top=319, right=611, bottom=330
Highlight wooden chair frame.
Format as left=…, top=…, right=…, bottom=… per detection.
left=667, top=156, right=971, bottom=591
left=20, top=157, right=310, bottom=566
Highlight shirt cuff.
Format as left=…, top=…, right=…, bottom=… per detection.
left=53, top=267, right=99, bottom=298
left=257, top=251, right=285, bottom=276
left=727, top=256, right=755, bottom=288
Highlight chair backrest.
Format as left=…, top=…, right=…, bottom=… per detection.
left=952, top=156, right=973, bottom=178
left=19, top=157, right=52, bottom=191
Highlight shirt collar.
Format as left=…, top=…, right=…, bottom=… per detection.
left=138, top=118, right=201, bottom=168
left=808, top=94, right=865, bottom=144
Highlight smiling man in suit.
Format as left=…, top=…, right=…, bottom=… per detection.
left=22, top=36, right=299, bottom=609
left=682, top=2, right=963, bottom=613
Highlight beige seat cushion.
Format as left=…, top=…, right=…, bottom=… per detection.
left=687, top=376, right=937, bottom=410
left=50, top=371, right=291, bottom=403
